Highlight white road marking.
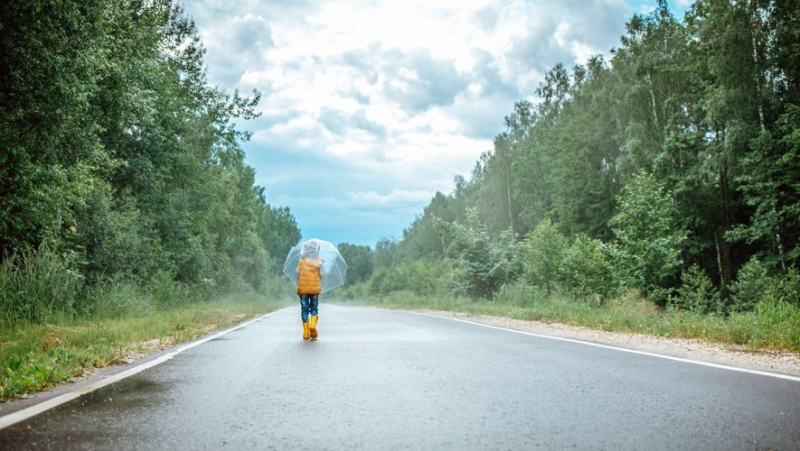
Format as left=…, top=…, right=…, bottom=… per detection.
left=0, top=310, right=282, bottom=431
left=407, top=311, right=800, bottom=383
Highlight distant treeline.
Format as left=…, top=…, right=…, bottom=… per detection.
left=337, top=0, right=800, bottom=314
left=0, top=0, right=300, bottom=324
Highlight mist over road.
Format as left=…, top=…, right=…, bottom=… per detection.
left=1, top=305, right=798, bottom=450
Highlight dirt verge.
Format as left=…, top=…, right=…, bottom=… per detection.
left=417, top=309, right=800, bottom=377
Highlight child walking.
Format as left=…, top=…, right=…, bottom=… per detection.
left=297, top=241, right=323, bottom=339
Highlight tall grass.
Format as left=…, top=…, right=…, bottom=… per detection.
left=0, top=245, right=83, bottom=326
left=0, top=287, right=291, bottom=400
left=0, top=247, right=296, bottom=400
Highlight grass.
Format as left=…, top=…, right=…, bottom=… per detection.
left=334, top=287, right=800, bottom=353
left=0, top=246, right=299, bottom=401
left=0, top=291, right=291, bottom=401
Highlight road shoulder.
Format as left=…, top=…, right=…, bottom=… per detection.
left=415, top=309, right=800, bottom=377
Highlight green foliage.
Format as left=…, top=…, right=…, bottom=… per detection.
left=729, top=258, right=772, bottom=312
left=369, top=259, right=450, bottom=297
left=329, top=280, right=371, bottom=301
left=150, top=270, right=194, bottom=309
left=0, top=0, right=110, bottom=255
left=729, top=258, right=800, bottom=313
left=746, top=299, right=800, bottom=350
left=732, top=105, right=800, bottom=270
left=373, top=238, right=398, bottom=269
left=2, top=349, right=77, bottom=399
left=612, top=171, right=686, bottom=299
left=445, top=209, right=518, bottom=299
left=520, top=218, right=566, bottom=295
left=0, top=0, right=301, bottom=329
left=671, top=264, right=721, bottom=314
left=782, top=269, right=800, bottom=306
left=397, top=191, right=461, bottom=261
left=258, top=204, right=301, bottom=276
left=338, top=243, right=373, bottom=285
left=559, top=234, right=618, bottom=302
left=0, top=244, right=84, bottom=326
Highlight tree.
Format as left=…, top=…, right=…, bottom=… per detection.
left=519, top=218, right=567, bottom=295
left=363, top=0, right=800, bottom=308
left=0, top=0, right=299, bottom=300
left=443, top=209, right=517, bottom=299
left=373, top=238, right=398, bottom=269
left=0, top=0, right=112, bottom=256
left=612, top=171, right=686, bottom=300
left=338, top=243, right=373, bottom=285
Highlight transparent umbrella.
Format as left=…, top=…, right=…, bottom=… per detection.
left=283, top=239, right=348, bottom=294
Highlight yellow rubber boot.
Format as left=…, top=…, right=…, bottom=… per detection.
left=309, top=315, right=318, bottom=339
left=302, top=321, right=310, bottom=340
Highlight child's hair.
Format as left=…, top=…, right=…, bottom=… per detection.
left=301, top=240, right=320, bottom=259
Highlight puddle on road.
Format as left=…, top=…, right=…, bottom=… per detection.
left=70, top=376, right=164, bottom=410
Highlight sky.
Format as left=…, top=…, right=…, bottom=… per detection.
left=181, top=0, right=692, bottom=247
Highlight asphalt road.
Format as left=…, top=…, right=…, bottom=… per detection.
left=1, top=304, right=798, bottom=450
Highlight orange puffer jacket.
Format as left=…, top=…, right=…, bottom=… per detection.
left=297, top=258, right=322, bottom=295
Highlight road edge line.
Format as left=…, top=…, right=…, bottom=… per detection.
left=406, top=310, right=800, bottom=383
left=0, top=309, right=282, bottom=431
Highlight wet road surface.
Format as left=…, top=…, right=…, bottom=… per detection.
left=0, top=304, right=798, bottom=450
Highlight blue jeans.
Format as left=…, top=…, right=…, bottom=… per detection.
left=299, top=294, right=319, bottom=322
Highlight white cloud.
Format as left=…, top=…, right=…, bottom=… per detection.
left=182, top=0, right=636, bottom=245
left=347, top=189, right=433, bottom=206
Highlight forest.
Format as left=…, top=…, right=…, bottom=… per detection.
left=0, top=0, right=300, bottom=327
left=336, top=0, right=800, bottom=341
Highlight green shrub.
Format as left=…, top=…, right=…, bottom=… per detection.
left=331, top=281, right=370, bottom=301
left=559, top=234, right=617, bottom=302
left=671, top=264, right=721, bottom=314
left=444, top=209, right=518, bottom=299
left=520, top=218, right=567, bottom=295
left=150, top=270, right=193, bottom=309
left=611, top=171, right=685, bottom=299
left=729, top=258, right=773, bottom=311
left=776, top=267, right=800, bottom=306
left=369, top=259, right=450, bottom=297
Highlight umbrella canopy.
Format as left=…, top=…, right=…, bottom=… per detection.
left=283, top=239, right=348, bottom=294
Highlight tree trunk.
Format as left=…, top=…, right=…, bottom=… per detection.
left=645, top=72, right=659, bottom=130
left=714, top=231, right=724, bottom=285
left=507, top=175, right=514, bottom=236
left=748, top=0, right=767, bottom=132
left=718, top=166, right=734, bottom=288
left=775, top=226, right=787, bottom=273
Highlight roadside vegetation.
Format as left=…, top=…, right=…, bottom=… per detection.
left=1, top=2, right=299, bottom=400
left=0, top=289, right=291, bottom=401
left=334, top=1, right=800, bottom=353
left=0, top=246, right=294, bottom=401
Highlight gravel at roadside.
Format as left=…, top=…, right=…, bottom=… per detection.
left=416, top=309, right=800, bottom=377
